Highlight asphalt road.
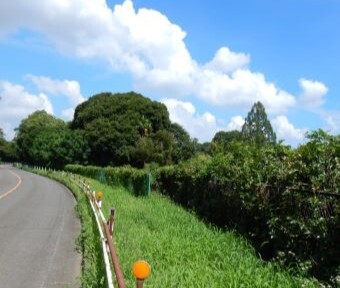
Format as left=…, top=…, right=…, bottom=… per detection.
left=0, top=165, right=81, bottom=288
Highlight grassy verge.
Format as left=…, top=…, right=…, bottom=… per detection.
left=88, top=179, right=320, bottom=288
left=26, top=168, right=106, bottom=287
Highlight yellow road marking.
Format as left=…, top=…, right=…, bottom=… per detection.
left=0, top=170, right=22, bottom=200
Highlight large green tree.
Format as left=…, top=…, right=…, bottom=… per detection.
left=241, top=101, right=277, bottom=145
left=15, top=111, right=88, bottom=168
left=15, top=110, right=64, bottom=162
left=71, top=92, right=174, bottom=166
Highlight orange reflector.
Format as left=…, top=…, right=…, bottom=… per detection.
left=132, top=260, right=151, bottom=280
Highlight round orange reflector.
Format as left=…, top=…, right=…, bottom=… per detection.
left=132, top=260, right=151, bottom=280
left=97, top=191, right=103, bottom=199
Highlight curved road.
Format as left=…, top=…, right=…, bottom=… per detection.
left=0, top=165, right=81, bottom=288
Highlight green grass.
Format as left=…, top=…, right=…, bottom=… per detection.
left=88, top=179, right=320, bottom=288
left=27, top=167, right=320, bottom=287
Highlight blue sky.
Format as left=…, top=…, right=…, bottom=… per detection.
left=0, top=0, right=339, bottom=145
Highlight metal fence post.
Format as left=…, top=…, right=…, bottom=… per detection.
left=108, top=207, right=115, bottom=236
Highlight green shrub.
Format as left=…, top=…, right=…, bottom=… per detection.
left=65, top=164, right=150, bottom=196
left=155, top=136, right=339, bottom=284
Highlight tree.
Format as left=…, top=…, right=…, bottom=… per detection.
left=241, top=101, right=276, bottom=145
left=29, top=126, right=88, bottom=169
left=15, top=111, right=88, bottom=167
left=71, top=92, right=172, bottom=167
left=169, top=123, right=196, bottom=162
left=211, top=130, right=243, bottom=154
left=15, top=111, right=65, bottom=162
left=0, top=128, right=18, bottom=161
left=213, top=130, right=242, bottom=143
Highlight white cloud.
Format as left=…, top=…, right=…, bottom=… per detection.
left=227, top=116, right=245, bottom=131
left=161, top=98, right=223, bottom=142
left=196, top=69, right=296, bottom=113
left=26, top=75, right=85, bottom=106
left=320, top=110, right=340, bottom=134
left=272, top=115, right=306, bottom=145
left=25, top=75, right=86, bottom=120
left=205, top=47, right=250, bottom=74
left=0, top=80, right=53, bottom=139
left=0, top=0, right=297, bottom=113
left=61, top=108, right=76, bottom=120
left=299, top=78, right=328, bottom=109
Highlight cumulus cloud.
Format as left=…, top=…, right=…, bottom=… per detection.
left=0, top=0, right=297, bottom=113
left=272, top=115, right=306, bottom=145
left=227, top=116, right=245, bottom=131
left=161, top=98, right=223, bottom=142
left=320, top=110, right=340, bottom=134
left=205, top=47, right=250, bottom=74
left=61, top=108, right=76, bottom=120
left=299, top=78, right=328, bottom=109
left=0, top=80, right=53, bottom=139
left=196, top=69, right=296, bottom=113
left=26, top=75, right=85, bottom=106
left=26, top=75, right=86, bottom=120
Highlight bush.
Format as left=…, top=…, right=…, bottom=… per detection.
left=65, top=164, right=151, bottom=196
left=155, top=136, right=339, bottom=284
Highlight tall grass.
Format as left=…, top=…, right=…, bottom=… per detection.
left=90, top=179, right=319, bottom=288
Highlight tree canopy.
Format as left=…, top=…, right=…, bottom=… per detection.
left=241, top=101, right=276, bottom=145
left=15, top=111, right=88, bottom=168
left=11, top=92, right=196, bottom=168
left=71, top=92, right=195, bottom=167
left=0, top=128, right=17, bottom=161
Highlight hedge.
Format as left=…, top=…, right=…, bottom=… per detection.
left=154, top=144, right=339, bottom=285
left=65, top=164, right=150, bottom=196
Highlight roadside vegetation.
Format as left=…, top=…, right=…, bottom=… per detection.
left=49, top=169, right=322, bottom=288
left=4, top=92, right=339, bottom=285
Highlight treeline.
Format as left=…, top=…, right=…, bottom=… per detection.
left=0, top=128, right=16, bottom=161
left=2, top=92, right=197, bottom=168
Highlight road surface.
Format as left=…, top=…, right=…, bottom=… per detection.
left=0, top=165, right=81, bottom=288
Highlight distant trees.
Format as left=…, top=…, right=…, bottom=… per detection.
left=12, top=97, right=282, bottom=168
left=0, top=128, right=18, bottom=162
left=12, top=92, right=197, bottom=168
left=241, top=101, right=276, bottom=145
left=15, top=110, right=64, bottom=163
left=169, top=123, right=196, bottom=162
left=211, top=130, right=242, bottom=153
left=15, top=111, right=88, bottom=168
left=211, top=101, right=276, bottom=153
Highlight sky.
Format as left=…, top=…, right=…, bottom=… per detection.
left=0, top=0, right=339, bottom=146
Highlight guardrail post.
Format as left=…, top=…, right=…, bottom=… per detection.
left=108, top=207, right=115, bottom=236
